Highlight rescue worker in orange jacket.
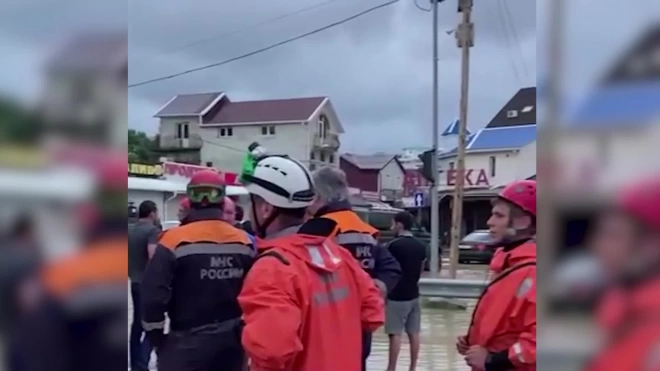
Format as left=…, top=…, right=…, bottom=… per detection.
left=238, top=154, right=385, bottom=371
left=457, top=180, right=537, bottom=371
left=12, top=152, right=128, bottom=371
left=141, top=170, right=255, bottom=371
left=308, top=166, right=402, bottom=370
left=587, top=176, right=660, bottom=371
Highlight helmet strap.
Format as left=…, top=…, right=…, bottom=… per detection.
left=250, top=194, right=280, bottom=238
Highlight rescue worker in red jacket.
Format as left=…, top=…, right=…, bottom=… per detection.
left=587, top=176, right=660, bottom=371
left=238, top=154, right=385, bottom=371
left=141, top=170, right=256, bottom=371
left=308, top=166, right=402, bottom=370
left=12, top=152, right=128, bottom=371
left=457, top=179, right=537, bottom=371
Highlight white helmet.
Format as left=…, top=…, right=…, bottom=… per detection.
left=243, top=156, right=315, bottom=209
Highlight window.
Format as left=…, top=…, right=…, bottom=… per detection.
left=506, top=110, right=518, bottom=118
left=218, top=127, right=233, bottom=137
left=368, top=211, right=396, bottom=231
left=310, top=152, right=315, bottom=161
left=521, top=105, right=534, bottom=113
left=449, top=162, right=455, bottom=170
left=329, top=154, right=335, bottom=163
left=489, top=156, right=496, bottom=177
left=309, top=163, right=316, bottom=171
left=261, top=126, right=276, bottom=136
left=320, top=152, right=326, bottom=162
left=176, top=122, right=189, bottom=139
left=318, top=115, right=329, bottom=138
left=206, top=161, right=213, bottom=167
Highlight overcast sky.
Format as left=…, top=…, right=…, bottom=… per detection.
left=0, top=0, right=656, bottom=153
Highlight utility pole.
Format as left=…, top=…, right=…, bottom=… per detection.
left=429, top=0, right=440, bottom=277
left=448, top=0, right=474, bottom=279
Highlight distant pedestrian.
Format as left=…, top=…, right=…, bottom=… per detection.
left=385, top=211, right=427, bottom=371
left=223, top=197, right=237, bottom=223
left=128, top=200, right=159, bottom=371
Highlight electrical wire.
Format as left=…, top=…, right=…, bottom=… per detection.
left=414, top=0, right=431, bottom=12
left=493, top=0, right=522, bottom=85
left=130, top=0, right=345, bottom=66
left=128, top=0, right=399, bottom=88
left=500, top=0, right=529, bottom=79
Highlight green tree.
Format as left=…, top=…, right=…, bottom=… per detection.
left=0, top=98, right=42, bottom=144
left=128, top=129, right=156, bottom=162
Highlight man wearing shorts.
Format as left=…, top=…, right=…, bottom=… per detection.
left=385, top=211, right=427, bottom=371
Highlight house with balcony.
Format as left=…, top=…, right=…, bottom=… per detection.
left=152, top=92, right=343, bottom=172
left=340, top=153, right=405, bottom=203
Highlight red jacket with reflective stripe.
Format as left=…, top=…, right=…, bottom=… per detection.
left=467, top=241, right=536, bottom=370
left=239, top=232, right=384, bottom=371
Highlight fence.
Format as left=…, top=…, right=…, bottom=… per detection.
left=418, top=278, right=487, bottom=299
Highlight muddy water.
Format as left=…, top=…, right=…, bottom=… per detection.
left=368, top=304, right=474, bottom=371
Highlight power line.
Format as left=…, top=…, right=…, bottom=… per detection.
left=493, top=0, right=522, bottom=85
left=499, top=0, right=529, bottom=79
left=128, top=0, right=399, bottom=88
left=130, top=0, right=344, bottom=66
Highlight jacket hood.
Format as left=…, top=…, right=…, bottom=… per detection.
left=490, top=240, right=536, bottom=274
left=260, top=218, right=343, bottom=273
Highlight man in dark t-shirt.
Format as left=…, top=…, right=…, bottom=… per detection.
left=385, top=211, right=427, bottom=371
left=128, top=201, right=159, bottom=371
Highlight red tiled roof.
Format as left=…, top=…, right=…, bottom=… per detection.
left=154, top=92, right=223, bottom=117
left=202, top=96, right=326, bottom=124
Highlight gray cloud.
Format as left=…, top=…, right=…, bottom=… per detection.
left=126, top=0, right=537, bottom=153
left=0, top=0, right=538, bottom=153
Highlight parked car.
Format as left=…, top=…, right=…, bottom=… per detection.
left=458, top=229, right=495, bottom=264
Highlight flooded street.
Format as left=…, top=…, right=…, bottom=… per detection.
left=369, top=303, right=475, bottom=371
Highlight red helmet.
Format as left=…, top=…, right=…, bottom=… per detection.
left=616, top=176, right=660, bottom=231
left=498, top=180, right=537, bottom=216
left=187, top=170, right=225, bottom=204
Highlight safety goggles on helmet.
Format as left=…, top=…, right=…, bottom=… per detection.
left=187, top=184, right=225, bottom=204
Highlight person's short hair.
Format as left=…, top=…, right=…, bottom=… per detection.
left=394, top=211, right=414, bottom=230
left=236, top=205, right=244, bottom=221
left=311, top=167, right=350, bottom=203
left=138, top=200, right=158, bottom=218
left=491, top=197, right=536, bottom=229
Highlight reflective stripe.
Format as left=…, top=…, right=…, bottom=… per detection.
left=323, top=243, right=341, bottom=264
left=307, top=246, right=325, bottom=268
left=334, top=232, right=377, bottom=246
left=512, top=342, right=526, bottom=363
left=142, top=320, right=166, bottom=331
left=174, top=242, right=256, bottom=259
left=60, top=283, right=126, bottom=314
left=515, top=277, right=534, bottom=298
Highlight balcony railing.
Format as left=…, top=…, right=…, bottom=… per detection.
left=158, top=134, right=203, bottom=150
left=313, top=133, right=340, bottom=150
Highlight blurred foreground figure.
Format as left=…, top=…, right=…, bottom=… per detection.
left=238, top=152, right=384, bottom=371
left=458, top=180, right=537, bottom=370
left=587, top=176, right=660, bottom=371
left=141, top=170, right=255, bottom=371
left=13, top=154, right=128, bottom=371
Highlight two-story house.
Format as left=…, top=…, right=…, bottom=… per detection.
left=41, top=32, right=128, bottom=148
left=433, top=87, right=537, bottom=236
left=153, top=92, right=343, bottom=173
left=340, top=153, right=405, bottom=203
